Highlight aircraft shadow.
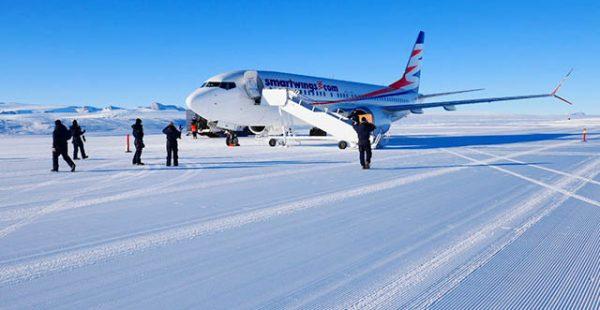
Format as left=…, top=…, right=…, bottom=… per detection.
left=381, top=133, right=574, bottom=150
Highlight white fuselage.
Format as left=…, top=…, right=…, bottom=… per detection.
left=185, top=70, right=414, bottom=133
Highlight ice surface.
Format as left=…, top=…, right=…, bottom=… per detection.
left=0, top=113, right=599, bottom=309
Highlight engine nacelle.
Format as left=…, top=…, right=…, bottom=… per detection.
left=248, top=126, right=266, bottom=135
left=351, top=107, right=392, bottom=134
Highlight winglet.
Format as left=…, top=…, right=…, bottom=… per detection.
left=551, top=68, right=572, bottom=95
left=551, top=69, right=574, bottom=105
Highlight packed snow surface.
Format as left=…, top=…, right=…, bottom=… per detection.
left=0, top=114, right=599, bottom=309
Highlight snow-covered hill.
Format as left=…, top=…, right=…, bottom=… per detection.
left=147, top=102, right=186, bottom=111
left=0, top=102, right=186, bottom=135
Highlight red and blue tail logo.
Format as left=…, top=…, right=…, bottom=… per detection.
left=313, top=31, right=424, bottom=105
left=389, top=31, right=423, bottom=93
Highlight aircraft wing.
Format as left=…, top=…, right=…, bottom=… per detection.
left=388, top=70, right=574, bottom=112
left=387, top=93, right=572, bottom=112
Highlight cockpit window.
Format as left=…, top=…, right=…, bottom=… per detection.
left=205, top=81, right=221, bottom=88
left=203, top=81, right=236, bottom=90
left=220, top=82, right=236, bottom=90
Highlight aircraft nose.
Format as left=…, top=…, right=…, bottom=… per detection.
left=185, top=89, right=201, bottom=110
left=186, top=87, right=219, bottom=117
left=186, top=88, right=208, bottom=112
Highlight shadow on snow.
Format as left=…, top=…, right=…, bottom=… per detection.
left=85, top=159, right=348, bottom=173
left=382, top=133, right=575, bottom=150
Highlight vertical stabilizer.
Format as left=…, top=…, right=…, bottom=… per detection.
left=388, top=31, right=424, bottom=94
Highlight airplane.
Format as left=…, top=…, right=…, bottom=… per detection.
left=185, top=31, right=572, bottom=149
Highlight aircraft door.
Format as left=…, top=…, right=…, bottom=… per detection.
left=351, top=109, right=374, bottom=124
left=244, top=71, right=263, bottom=104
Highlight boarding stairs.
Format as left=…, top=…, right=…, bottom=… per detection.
left=262, top=89, right=359, bottom=148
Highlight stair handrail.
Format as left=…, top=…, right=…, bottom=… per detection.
left=286, top=90, right=353, bottom=124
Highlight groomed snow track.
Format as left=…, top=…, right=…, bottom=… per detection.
left=0, top=115, right=599, bottom=308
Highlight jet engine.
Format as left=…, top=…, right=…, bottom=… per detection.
left=248, top=126, right=267, bottom=135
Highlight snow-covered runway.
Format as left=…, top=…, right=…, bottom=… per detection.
left=1, top=115, right=599, bottom=309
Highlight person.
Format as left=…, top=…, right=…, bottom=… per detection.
left=225, top=130, right=239, bottom=147
left=52, top=120, right=76, bottom=172
left=70, top=120, right=88, bottom=160
left=353, top=116, right=376, bottom=169
left=191, top=122, right=198, bottom=139
left=162, top=122, right=181, bottom=166
left=131, top=118, right=145, bottom=165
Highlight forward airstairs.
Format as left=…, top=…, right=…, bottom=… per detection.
left=262, top=89, right=359, bottom=149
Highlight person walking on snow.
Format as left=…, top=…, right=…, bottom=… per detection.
left=51, top=120, right=76, bottom=172
left=70, top=120, right=88, bottom=160
left=353, top=116, right=376, bottom=169
left=162, top=122, right=182, bottom=166
left=131, top=118, right=145, bottom=165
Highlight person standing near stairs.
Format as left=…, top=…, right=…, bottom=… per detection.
left=353, top=117, right=376, bottom=169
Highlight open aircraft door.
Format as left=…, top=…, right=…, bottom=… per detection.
left=244, top=70, right=263, bottom=104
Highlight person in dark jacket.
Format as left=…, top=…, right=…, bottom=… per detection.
left=52, top=120, right=76, bottom=172
left=225, top=130, right=239, bottom=147
left=131, top=118, right=145, bottom=165
left=353, top=117, right=376, bottom=169
left=70, top=120, right=88, bottom=160
left=162, top=122, right=181, bottom=166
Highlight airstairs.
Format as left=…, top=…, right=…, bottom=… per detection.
left=262, top=89, right=359, bottom=149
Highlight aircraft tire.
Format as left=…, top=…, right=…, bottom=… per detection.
left=338, top=141, right=348, bottom=150
left=268, top=138, right=278, bottom=147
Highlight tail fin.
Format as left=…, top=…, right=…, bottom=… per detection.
left=389, top=31, right=424, bottom=93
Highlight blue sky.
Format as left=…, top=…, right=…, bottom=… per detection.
left=1, top=0, right=598, bottom=114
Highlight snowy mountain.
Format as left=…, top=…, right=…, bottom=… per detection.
left=148, top=102, right=186, bottom=111
left=102, top=105, right=125, bottom=111
left=0, top=102, right=186, bottom=135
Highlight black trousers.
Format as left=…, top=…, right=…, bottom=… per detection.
left=166, top=141, right=178, bottom=166
left=133, top=139, right=143, bottom=164
left=359, top=143, right=372, bottom=167
left=53, top=147, right=75, bottom=171
left=73, top=138, right=86, bottom=159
